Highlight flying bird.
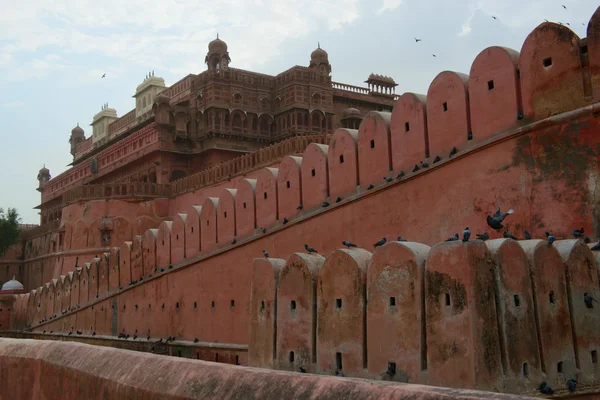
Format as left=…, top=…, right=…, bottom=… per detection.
left=487, top=206, right=514, bottom=230
left=101, top=73, right=106, bottom=79
left=562, top=4, right=566, bottom=10
left=304, top=244, right=318, bottom=254
left=432, top=54, right=437, bottom=58
left=342, top=240, right=357, bottom=248
left=414, top=37, right=422, bottom=42
left=492, top=16, right=497, bottom=20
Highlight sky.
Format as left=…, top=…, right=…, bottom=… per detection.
left=0, top=0, right=597, bottom=223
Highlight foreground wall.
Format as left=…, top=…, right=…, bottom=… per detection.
left=0, top=338, right=535, bottom=400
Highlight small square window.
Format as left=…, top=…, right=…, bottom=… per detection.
left=291, top=300, right=296, bottom=310
left=557, top=361, right=563, bottom=373
left=370, top=139, right=375, bottom=149
left=445, top=293, right=451, bottom=306
left=514, top=294, right=520, bottom=307
left=289, top=351, right=295, bottom=362
left=389, top=297, right=396, bottom=307
left=487, top=80, right=494, bottom=90
left=224, top=211, right=227, bottom=218
left=263, top=192, right=267, bottom=200
left=286, top=181, right=290, bottom=189
left=405, top=122, right=410, bottom=132
left=243, top=202, right=247, bottom=209
left=311, top=169, right=316, bottom=177
left=194, top=301, right=197, bottom=309
left=230, top=299, right=235, bottom=308
left=543, top=57, right=552, bottom=68
left=592, top=350, right=598, bottom=364
left=260, top=300, right=265, bottom=311
left=339, top=155, right=344, bottom=164
left=335, top=298, right=342, bottom=309
left=523, top=362, right=529, bottom=377
left=443, top=102, right=448, bottom=112
left=549, top=291, right=555, bottom=304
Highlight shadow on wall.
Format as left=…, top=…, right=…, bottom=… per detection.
left=249, top=238, right=600, bottom=396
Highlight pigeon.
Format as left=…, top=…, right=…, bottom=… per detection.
left=92, top=331, right=96, bottom=336
left=449, top=147, right=457, bottom=157
left=147, top=333, right=151, bottom=340
left=462, top=227, right=471, bottom=242
left=160, top=268, right=165, bottom=273
left=433, top=155, right=441, bottom=164
left=487, top=206, right=514, bottom=230
left=584, top=292, right=598, bottom=309
left=568, top=378, right=577, bottom=393
left=383, top=176, right=393, bottom=183
left=524, top=231, right=532, bottom=240
left=421, top=161, right=429, bottom=168
left=101, top=73, right=106, bottom=79
left=396, top=171, right=404, bottom=180
left=231, top=239, right=236, bottom=245
left=467, top=132, right=473, bottom=140
left=297, top=203, right=303, bottom=210
left=572, top=227, right=584, bottom=238
left=592, top=241, right=600, bottom=251
left=335, top=196, right=342, bottom=203
left=76, top=330, right=82, bottom=335
left=584, top=236, right=591, bottom=244
left=194, top=338, right=199, bottom=343
left=43, top=330, right=46, bottom=333
left=373, top=237, right=387, bottom=248
left=168, top=265, right=173, bottom=269
left=304, top=244, right=318, bottom=254
left=367, top=184, right=374, bottom=190
left=546, top=232, right=556, bottom=245
left=261, top=227, right=267, bottom=234
left=539, top=381, right=554, bottom=395
left=335, top=370, right=344, bottom=377
left=342, top=241, right=357, bottom=248
left=412, top=164, right=420, bottom=173
left=414, top=37, right=422, bottom=42
left=299, top=367, right=307, bottom=373
left=503, top=231, right=518, bottom=240
left=322, top=201, right=330, bottom=208
left=139, top=276, right=144, bottom=281
left=133, top=333, right=138, bottom=340
left=446, top=233, right=459, bottom=242
left=386, top=362, right=396, bottom=376
left=397, top=236, right=407, bottom=242
left=283, top=218, right=288, bottom=225
left=263, top=250, right=269, bottom=258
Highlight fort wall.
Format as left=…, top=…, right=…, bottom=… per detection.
left=3, top=12, right=600, bottom=397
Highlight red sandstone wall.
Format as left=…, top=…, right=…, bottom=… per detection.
left=5, top=11, right=600, bottom=397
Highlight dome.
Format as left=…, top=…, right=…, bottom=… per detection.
left=208, top=36, right=228, bottom=53
left=311, top=45, right=328, bottom=62
left=38, top=166, right=50, bottom=176
left=343, top=108, right=361, bottom=118
left=2, top=276, right=24, bottom=291
left=71, top=124, right=84, bottom=136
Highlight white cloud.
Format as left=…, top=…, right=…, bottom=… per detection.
left=377, top=0, right=402, bottom=13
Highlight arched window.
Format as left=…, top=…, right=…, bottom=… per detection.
left=143, top=97, right=147, bottom=108
left=312, top=113, right=320, bottom=130
left=232, top=113, right=242, bottom=131
left=233, top=93, right=242, bottom=104
left=260, top=117, right=269, bottom=134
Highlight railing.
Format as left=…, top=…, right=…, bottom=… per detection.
left=161, top=75, right=194, bottom=98
left=108, top=109, right=136, bottom=136
left=19, top=220, right=60, bottom=240
left=63, top=183, right=172, bottom=205
left=332, top=82, right=371, bottom=95
left=172, top=134, right=330, bottom=195
left=19, top=224, right=39, bottom=230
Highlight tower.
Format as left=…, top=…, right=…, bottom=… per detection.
left=309, top=43, right=331, bottom=76
left=90, top=104, right=118, bottom=145
left=69, top=123, right=86, bottom=158
left=37, top=165, right=50, bottom=189
left=205, top=34, right=231, bottom=71
left=134, top=71, right=166, bottom=120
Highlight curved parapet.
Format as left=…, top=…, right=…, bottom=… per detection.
left=367, top=241, right=430, bottom=383
left=276, top=253, right=325, bottom=372
left=554, top=239, right=600, bottom=385
left=200, top=197, right=219, bottom=252
left=217, top=189, right=237, bottom=245
left=109, top=247, right=120, bottom=291
left=277, top=157, right=303, bottom=221
left=185, top=205, right=202, bottom=259
left=131, top=235, right=144, bottom=281
left=97, top=254, right=109, bottom=297
left=119, top=242, right=132, bottom=288
left=520, top=22, right=586, bottom=120
left=486, top=239, right=542, bottom=393
left=143, top=229, right=158, bottom=274
left=520, top=240, right=576, bottom=386
left=171, top=214, right=187, bottom=264
left=300, top=144, right=329, bottom=210
left=235, top=179, right=257, bottom=238
left=425, top=240, right=502, bottom=391
left=357, top=112, right=392, bottom=188
left=469, top=47, right=521, bottom=139
left=255, top=168, right=279, bottom=230
left=426, top=71, right=470, bottom=158
left=317, top=248, right=372, bottom=377
left=327, top=128, right=358, bottom=199
left=157, top=221, right=173, bottom=268
left=390, top=93, right=428, bottom=174
left=248, top=257, right=286, bottom=369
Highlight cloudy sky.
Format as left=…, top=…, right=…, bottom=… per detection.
left=0, top=0, right=596, bottom=223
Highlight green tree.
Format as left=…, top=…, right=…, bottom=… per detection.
left=0, top=208, right=21, bottom=257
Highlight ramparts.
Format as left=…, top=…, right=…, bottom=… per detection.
left=3, top=8, right=600, bottom=398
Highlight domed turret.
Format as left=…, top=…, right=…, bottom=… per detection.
left=156, top=92, right=170, bottom=105
left=343, top=108, right=361, bottom=119
left=341, top=108, right=363, bottom=129
left=205, top=34, right=231, bottom=71
left=309, top=43, right=331, bottom=76
left=37, top=165, right=51, bottom=187
left=1, top=276, right=24, bottom=292
left=69, top=123, right=86, bottom=157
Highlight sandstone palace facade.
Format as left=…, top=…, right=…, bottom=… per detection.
left=3, top=8, right=600, bottom=400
